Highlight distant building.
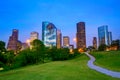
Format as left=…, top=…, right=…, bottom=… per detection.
left=76, top=22, right=86, bottom=50
left=63, top=36, right=70, bottom=47
left=69, top=45, right=74, bottom=49
left=57, top=30, right=62, bottom=48
left=69, top=45, right=74, bottom=53
left=108, top=32, right=112, bottom=45
left=30, top=31, right=39, bottom=42
left=21, top=43, right=29, bottom=50
left=98, top=25, right=109, bottom=46
left=7, top=29, right=22, bottom=53
left=93, top=37, right=97, bottom=49
left=42, top=21, right=57, bottom=48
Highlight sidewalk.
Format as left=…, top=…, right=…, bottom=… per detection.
left=85, top=52, right=120, bottom=78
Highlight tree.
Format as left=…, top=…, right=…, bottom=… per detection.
left=5, top=51, right=15, bottom=66
left=48, top=47, right=70, bottom=61
left=31, top=39, right=45, bottom=63
left=0, top=41, right=6, bottom=53
left=0, top=41, right=6, bottom=67
left=98, top=44, right=107, bottom=51
left=111, top=40, right=120, bottom=50
left=87, top=46, right=95, bottom=51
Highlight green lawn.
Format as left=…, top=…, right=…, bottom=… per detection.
left=0, top=54, right=119, bottom=80
left=91, top=50, right=120, bottom=72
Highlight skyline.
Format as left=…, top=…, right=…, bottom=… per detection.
left=0, top=0, right=120, bottom=47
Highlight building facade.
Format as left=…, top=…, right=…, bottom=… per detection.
left=21, top=43, right=29, bottom=50
left=57, top=30, right=62, bottom=48
left=30, top=31, right=39, bottom=42
left=93, top=37, right=97, bottom=49
left=7, top=29, right=22, bottom=53
left=42, top=21, right=57, bottom=48
left=63, top=36, right=70, bottom=47
left=76, top=22, right=86, bottom=49
left=98, top=25, right=109, bottom=46
left=108, top=32, right=112, bottom=45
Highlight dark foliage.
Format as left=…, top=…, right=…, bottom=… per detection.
left=1, top=40, right=80, bottom=71
left=98, top=44, right=107, bottom=51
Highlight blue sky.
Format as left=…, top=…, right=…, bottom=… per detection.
left=0, top=0, right=120, bottom=47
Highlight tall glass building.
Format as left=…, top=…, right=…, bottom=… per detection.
left=42, top=22, right=57, bottom=47
left=98, top=25, right=109, bottom=46
left=108, top=32, right=112, bottom=45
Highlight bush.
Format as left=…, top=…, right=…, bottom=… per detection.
left=12, top=52, right=27, bottom=69
left=48, top=48, right=70, bottom=61
left=98, top=44, right=107, bottom=51
left=0, top=61, right=4, bottom=67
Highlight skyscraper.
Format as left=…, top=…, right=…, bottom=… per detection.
left=98, top=25, right=109, bottom=46
left=7, top=29, right=22, bottom=53
left=93, top=37, right=97, bottom=49
left=57, top=30, right=62, bottom=48
left=108, top=32, right=112, bottom=45
left=42, top=21, right=57, bottom=48
left=63, top=36, right=69, bottom=47
left=76, top=22, right=86, bottom=49
left=30, top=31, right=39, bottom=42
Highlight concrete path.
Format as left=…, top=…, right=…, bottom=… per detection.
left=85, top=52, right=120, bottom=78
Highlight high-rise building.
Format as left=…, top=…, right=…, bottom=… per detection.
left=57, top=30, right=62, bottom=48
left=76, top=22, right=86, bottom=49
left=93, top=37, right=97, bottom=49
left=7, top=29, right=22, bottom=53
left=42, top=21, right=57, bottom=48
left=63, top=36, right=70, bottom=47
left=21, top=43, right=29, bottom=50
left=98, top=25, right=109, bottom=46
left=108, top=32, right=112, bottom=45
left=30, top=31, right=39, bottom=42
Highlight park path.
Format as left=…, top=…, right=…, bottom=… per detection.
left=85, top=52, right=120, bottom=78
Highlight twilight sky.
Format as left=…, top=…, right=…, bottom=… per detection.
left=0, top=0, right=120, bottom=47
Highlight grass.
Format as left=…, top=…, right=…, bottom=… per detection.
left=91, top=50, right=120, bottom=72
left=0, top=54, right=119, bottom=80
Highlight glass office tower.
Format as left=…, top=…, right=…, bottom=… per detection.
left=42, top=22, right=57, bottom=47
left=98, top=25, right=109, bottom=46
left=108, top=32, right=112, bottom=45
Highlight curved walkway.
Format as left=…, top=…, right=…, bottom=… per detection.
left=85, top=52, right=120, bottom=78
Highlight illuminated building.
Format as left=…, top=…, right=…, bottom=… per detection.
left=93, top=37, right=97, bottom=49
left=7, top=29, right=22, bottom=53
left=21, top=43, right=29, bottom=50
left=69, top=45, right=74, bottom=53
left=57, top=30, right=62, bottom=48
left=30, top=31, right=39, bottom=42
left=42, top=21, right=57, bottom=47
left=76, top=22, right=86, bottom=50
left=63, top=36, right=70, bottom=47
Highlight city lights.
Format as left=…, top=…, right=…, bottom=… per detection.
left=73, top=38, right=77, bottom=42
left=26, top=39, right=30, bottom=44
